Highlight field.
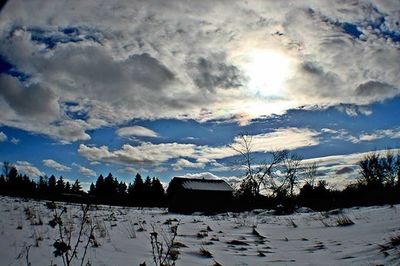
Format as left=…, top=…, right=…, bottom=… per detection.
left=0, top=196, right=399, bottom=266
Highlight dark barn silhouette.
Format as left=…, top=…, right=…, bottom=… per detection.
left=167, top=177, right=234, bottom=214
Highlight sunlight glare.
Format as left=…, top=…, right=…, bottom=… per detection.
left=244, top=50, right=292, bottom=97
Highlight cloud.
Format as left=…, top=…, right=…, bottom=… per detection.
left=180, top=172, right=221, bottom=180
left=79, top=127, right=319, bottom=170
left=10, top=137, right=20, bottom=144
left=301, top=148, right=400, bottom=189
left=116, top=126, right=158, bottom=138
left=347, top=127, right=400, bottom=143
left=72, top=163, right=96, bottom=177
left=232, top=128, right=320, bottom=152
left=15, top=161, right=44, bottom=177
left=118, top=166, right=139, bottom=175
left=0, top=0, right=399, bottom=142
left=0, top=74, right=59, bottom=119
left=172, top=158, right=206, bottom=171
left=43, top=159, right=71, bottom=172
left=0, top=131, right=7, bottom=142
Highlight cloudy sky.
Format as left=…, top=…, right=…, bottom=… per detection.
left=0, top=0, right=399, bottom=189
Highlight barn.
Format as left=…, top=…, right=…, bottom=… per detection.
left=167, top=177, right=234, bottom=213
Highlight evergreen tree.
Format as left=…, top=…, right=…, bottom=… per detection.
left=48, top=175, right=57, bottom=193
left=151, top=177, right=165, bottom=202
left=144, top=176, right=152, bottom=199
left=56, top=176, right=65, bottom=193
left=89, top=183, right=95, bottom=195
left=65, top=181, right=71, bottom=193
left=129, top=173, right=144, bottom=203
left=38, top=176, right=48, bottom=193
left=118, top=181, right=127, bottom=196
left=0, top=174, right=5, bottom=189
left=71, top=179, right=82, bottom=194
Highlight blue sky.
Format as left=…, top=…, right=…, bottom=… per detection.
left=0, top=0, right=399, bottom=189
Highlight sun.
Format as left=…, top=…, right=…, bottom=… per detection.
left=243, top=50, right=292, bottom=98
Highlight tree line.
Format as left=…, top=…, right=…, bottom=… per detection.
left=0, top=162, right=166, bottom=207
left=1, top=145, right=400, bottom=212
left=232, top=134, right=400, bottom=212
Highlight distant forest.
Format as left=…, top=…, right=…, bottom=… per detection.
left=0, top=149, right=400, bottom=213
left=0, top=163, right=166, bottom=207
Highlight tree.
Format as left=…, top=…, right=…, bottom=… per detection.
left=151, top=177, right=165, bottom=201
left=231, top=134, right=287, bottom=197
left=71, top=179, right=82, bottom=194
left=8, top=166, right=18, bottom=180
left=0, top=174, right=5, bottom=189
left=48, top=175, right=57, bottom=193
left=95, top=174, right=105, bottom=197
left=303, top=161, right=319, bottom=188
left=129, top=173, right=144, bottom=202
left=359, top=152, right=385, bottom=187
left=65, top=181, right=71, bottom=193
left=2, top=161, right=11, bottom=178
left=38, top=176, right=48, bottom=193
left=117, top=181, right=127, bottom=196
left=56, top=176, right=65, bottom=193
left=88, top=183, right=95, bottom=195
left=283, top=153, right=302, bottom=198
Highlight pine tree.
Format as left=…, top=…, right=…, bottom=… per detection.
left=71, top=179, right=82, bottom=194
left=65, top=181, right=71, bottom=193
left=130, top=173, right=144, bottom=203
left=95, top=174, right=105, bottom=197
left=48, top=175, right=57, bottom=193
left=56, top=176, right=65, bottom=193
left=89, top=183, right=95, bottom=195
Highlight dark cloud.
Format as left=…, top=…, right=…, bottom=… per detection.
left=190, top=56, right=243, bottom=91
left=335, top=166, right=356, bottom=175
left=1, top=0, right=400, bottom=142
left=0, top=74, right=59, bottom=119
left=355, top=80, right=399, bottom=101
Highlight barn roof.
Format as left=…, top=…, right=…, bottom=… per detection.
left=171, top=177, right=233, bottom=192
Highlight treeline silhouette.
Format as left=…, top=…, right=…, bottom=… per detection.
left=234, top=150, right=400, bottom=213
left=1, top=150, right=400, bottom=213
left=0, top=163, right=166, bottom=207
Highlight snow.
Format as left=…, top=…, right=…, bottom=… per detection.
left=181, top=179, right=233, bottom=191
left=0, top=196, right=399, bottom=265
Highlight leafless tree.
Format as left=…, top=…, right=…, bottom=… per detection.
left=303, top=161, right=319, bottom=188
left=230, top=134, right=287, bottom=196
left=282, top=153, right=302, bottom=198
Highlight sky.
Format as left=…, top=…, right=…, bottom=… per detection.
left=0, top=0, right=399, bottom=190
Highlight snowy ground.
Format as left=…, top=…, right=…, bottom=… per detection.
left=0, top=196, right=399, bottom=266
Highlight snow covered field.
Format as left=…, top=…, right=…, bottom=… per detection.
left=0, top=196, right=399, bottom=266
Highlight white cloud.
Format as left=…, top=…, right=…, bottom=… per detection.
left=118, top=166, right=138, bottom=175
left=116, top=126, right=158, bottom=138
left=0, top=131, right=7, bottom=142
left=43, top=159, right=71, bottom=172
left=332, top=127, right=400, bottom=144
left=172, top=158, right=205, bottom=171
left=72, top=163, right=96, bottom=177
left=301, top=148, right=400, bottom=189
left=79, top=127, right=319, bottom=170
left=15, top=161, right=44, bottom=177
left=10, top=137, right=20, bottom=144
left=355, top=128, right=400, bottom=143
left=180, top=172, right=221, bottom=180
left=232, top=128, right=320, bottom=152
left=1, top=1, right=399, bottom=141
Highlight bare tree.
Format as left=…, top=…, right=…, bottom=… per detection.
left=283, top=153, right=302, bottom=198
left=303, top=161, right=319, bottom=188
left=230, top=134, right=287, bottom=196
